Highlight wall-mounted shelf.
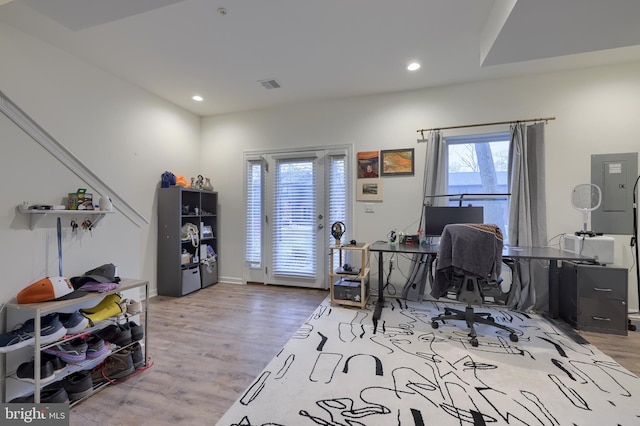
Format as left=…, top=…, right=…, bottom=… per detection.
left=18, top=205, right=114, bottom=229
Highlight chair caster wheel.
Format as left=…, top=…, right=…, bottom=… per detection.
left=509, top=334, right=518, bottom=342
left=431, top=321, right=439, bottom=329
left=471, top=339, right=479, bottom=347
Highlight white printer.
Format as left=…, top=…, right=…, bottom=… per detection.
left=563, top=234, right=615, bottom=264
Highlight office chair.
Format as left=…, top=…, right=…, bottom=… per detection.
left=429, top=223, right=519, bottom=346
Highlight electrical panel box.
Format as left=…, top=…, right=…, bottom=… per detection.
left=591, top=152, right=637, bottom=235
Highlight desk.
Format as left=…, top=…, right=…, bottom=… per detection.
left=369, top=242, right=595, bottom=327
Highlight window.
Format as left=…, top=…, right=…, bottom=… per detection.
left=328, top=154, right=347, bottom=242
left=245, top=159, right=263, bottom=268
left=445, top=132, right=510, bottom=242
left=272, top=157, right=316, bottom=277
left=328, top=154, right=347, bottom=267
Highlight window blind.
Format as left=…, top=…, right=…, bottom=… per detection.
left=328, top=154, right=347, bottom=268
left=272, top=158, right=316, bottom=277
left=245, top=160, right=263, bottom=267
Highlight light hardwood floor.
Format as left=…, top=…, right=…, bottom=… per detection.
left=70, top=283, right=640, bottom=425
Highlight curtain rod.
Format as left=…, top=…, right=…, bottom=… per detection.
left=416, top=116, right=556, bottom=138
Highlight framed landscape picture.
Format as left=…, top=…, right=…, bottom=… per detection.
left=356, top=178, right=383, bottom=201
left=381, top=148, right=414, bottom=176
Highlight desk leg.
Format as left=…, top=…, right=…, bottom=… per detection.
left=373, top=251, right=385, bottom=329
left=548, top=259, right=560, bottom=319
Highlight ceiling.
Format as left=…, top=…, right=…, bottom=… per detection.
left=2, top=0, right=640, bottom=116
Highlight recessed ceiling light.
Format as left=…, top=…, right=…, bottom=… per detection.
left=407, top=62, right=421, bottom=71
left=192, top=95, right=204, bottom=102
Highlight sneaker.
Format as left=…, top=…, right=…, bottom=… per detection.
left=0, top=328, right=34, bottom=353
left=94, top=323, right=132, bottom=347
left=47, top=370, right=93, bottom=402
left=85, top=335, right=109, bottom=359
left=58, top=311, right=89, bottom=334
left=10, top=386, right=69, bottom=404
left=91, top=350, right=135, bottom=384
left=66, top=370, right=94, bottom=401
left=0, top=313, right=68, bottom=353
left=43, top=337, right=88, bottom=363
left=22, top=313, right=67, bottom=345
left=42, top=352, right=67, bottom=373
left=16, top=359, right=55, bottom=384
left=112, top=325, right=133, bottom=347
left=122, top=321, right=144, bottom=342
left=94, top=324, right=119, bottom=341
left=126, top=299, right=143, bottom=315
left=80, top=294, right=122, bottom=315
left=130, top=342, right=145, bottom=369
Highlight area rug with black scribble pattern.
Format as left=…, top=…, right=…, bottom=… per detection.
left=216, top=297, right=640, bottom=425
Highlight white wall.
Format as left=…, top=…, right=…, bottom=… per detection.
left=2, top=19, right=640, bottom=315
left=0, top=23, right=201, bottom=320
left=201, top=60, right=640, bottom=311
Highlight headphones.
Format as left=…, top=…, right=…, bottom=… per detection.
left=331, top=221, right=345, bottom=241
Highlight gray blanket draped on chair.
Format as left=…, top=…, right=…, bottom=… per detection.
left=431, top=224, right=504, bottom=299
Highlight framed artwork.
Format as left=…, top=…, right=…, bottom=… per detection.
left=202, top=225, right=214, bottom=239
left=357, top=151, right=380, bottom=178
left=356, top=178, right=383, bottom=201
left=381, top=148, right=415, bottom=176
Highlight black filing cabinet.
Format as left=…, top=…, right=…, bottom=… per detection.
left=559, top=262, right=628, bottom=335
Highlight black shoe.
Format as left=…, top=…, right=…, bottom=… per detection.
left=113, top=325, right=132, bottom=347
left=122, top=321, right=144, bottom=342
left=45, top=370, right=93, bottom=402
left=96, top=324, right=131, bottom=347
left=16, top=359, right=55, bottom=384
left=42, top=352, right=67, bottom=373
left=95, top=324, right=119, bottom=341
left=41, top=386, right=70, bottom=403
left=10, top=386, right=69, bottom=404
left=130, top=342, right=145, bottom=369
left=64, top=370, right=94, bottom=401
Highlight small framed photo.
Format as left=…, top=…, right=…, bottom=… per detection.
left=202, top=225, right=214, bottom=239
left=356, top=178, right=383, bottom=201
left=381, top=148, right=415, bottom=176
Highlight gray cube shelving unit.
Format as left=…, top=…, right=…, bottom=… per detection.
left=157, top=186, right=218, bottom=297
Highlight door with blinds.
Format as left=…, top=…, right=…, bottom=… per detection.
left=244, top=148, right=350, bottom=289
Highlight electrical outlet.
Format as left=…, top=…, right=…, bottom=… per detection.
left=365, top=203, right=374, bottom=213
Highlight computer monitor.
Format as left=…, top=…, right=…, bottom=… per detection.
left=424, top=206, right=484, bottom=237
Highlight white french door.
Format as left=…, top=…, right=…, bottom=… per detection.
left=243, top=147, right=351, bottom=289
left=264, top=152, right=325, bottom=287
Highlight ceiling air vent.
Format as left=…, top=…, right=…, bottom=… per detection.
left=259, top=79, right=281, bottom=89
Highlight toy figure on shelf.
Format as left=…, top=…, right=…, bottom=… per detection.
left=203, top=177, right=213, bottom=191
left=196, top=175, right=204, bottom=190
